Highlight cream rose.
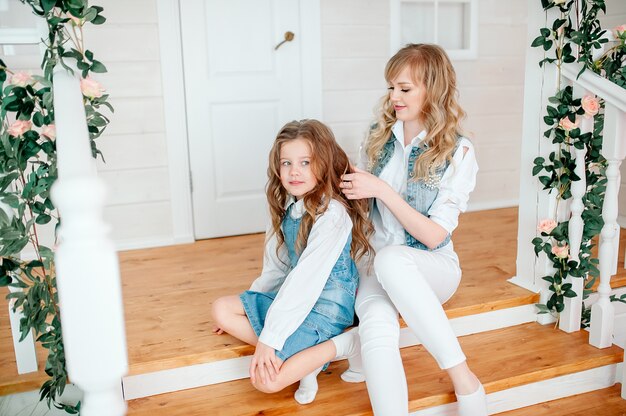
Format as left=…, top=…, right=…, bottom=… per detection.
left=9, top=71, right=33, bottom=87
left=559, top=116, right=579, bottom=131
left=41, top=124, right=56, bottom=140
left=80, top=77, right=105, bottom=98
left=551, top=244, right=569, bottom=259
left=554, top=0, right=566, bottom=4
left=537, top=219, right=557, bottom=234
left=581, top=95, right=600, bottom=118
left=8, top=120, right=32, bottom=137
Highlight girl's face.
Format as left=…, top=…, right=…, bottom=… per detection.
left=279, top=138, right=317, bottom=200
left=388, top=66, right=426, bottom=124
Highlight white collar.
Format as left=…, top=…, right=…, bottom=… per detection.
left=391, top=120, right=427, bottom=147
left=284, top=196, right=305, bottom=218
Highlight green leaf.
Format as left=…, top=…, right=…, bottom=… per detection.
left=42, top=0, right=56, bottom=13
left=35, top=214, right=52, bottom=225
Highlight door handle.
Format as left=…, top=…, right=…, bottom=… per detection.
left=274, top=31, right=295, bottom=50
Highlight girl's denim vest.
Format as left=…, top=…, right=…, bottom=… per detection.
left=282, top=205, right=358, bottom=327
left=370, top=133, right=459, bottom=251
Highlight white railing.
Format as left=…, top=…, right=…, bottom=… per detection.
left=557, top=62, right=626, bottom=345
left=50, top=64, right=128, bottom=415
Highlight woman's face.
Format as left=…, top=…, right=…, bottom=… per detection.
left=387, top=66, right=426, bottom=124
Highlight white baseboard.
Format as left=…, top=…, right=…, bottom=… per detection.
left=466, top=199, right=518, bottom=212
left=123, top=304, right=537, bottom=400
left=114, top=234, right=194, bottom=252
left=411, top=363, right=619, bottom=415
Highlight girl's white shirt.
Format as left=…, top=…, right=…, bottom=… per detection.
left=249, top=197, right=353, bottom=351
left=360, top=120, right=479, bottom=254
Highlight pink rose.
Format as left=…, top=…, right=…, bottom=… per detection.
left=41, top=124, right=56, bottom=139
left=9, top=72, right=33, bottom=87
left=551, top=244, right=569, bottom=259
left=559, top=116, right=579, bottom=131
left=614, top=24, right=626, bottom=38
left=581, top=95, right=600, bottom=118
left=7, top=120, right=32, bottom=137
left=80, top=77, right=105, bottom=98
left=538, top=219, right=557, bottom=234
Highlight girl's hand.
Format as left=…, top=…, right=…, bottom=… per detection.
left=212, top=325, right=224, bottom=335
left=340, top=167, right=387, bottom=200
left=250, top=341, right=281, bottom=384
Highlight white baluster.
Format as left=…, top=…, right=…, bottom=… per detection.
left=8, top=284, right=38, bottom=374
left=590, top=104, right=625, bottom=348
left=590, top=157, right=618, bottom=348
left=51, top=64, right=127, bottom=415
left=559, top=135, right=587, bottom=332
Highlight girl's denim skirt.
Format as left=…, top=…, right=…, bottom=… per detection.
left=240, top=290, right=345, bottom=364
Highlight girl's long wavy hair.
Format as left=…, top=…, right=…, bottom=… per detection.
left=267, top=119, right=374, bottom=262
left=366, top=43, right=466, bottom=179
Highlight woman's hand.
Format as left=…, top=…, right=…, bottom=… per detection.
left=250, top=341, right=281, bottom=384
left=340, top=167, right=388, bottom=200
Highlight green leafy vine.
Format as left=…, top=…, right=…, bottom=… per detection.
left=530, top=0, right=625, bottom=325
left=0, top=0, right=111, bottom=413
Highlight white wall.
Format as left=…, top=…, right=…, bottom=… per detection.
left=9, top=0, right=624, bottom=249
left=84, top=1, right=175, bottom=248
left=320, top=0, right=527, bottom=211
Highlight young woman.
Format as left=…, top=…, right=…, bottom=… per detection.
left=212, top=119, right=373, bottom=404
left=339, top=44, right=486, bottom=416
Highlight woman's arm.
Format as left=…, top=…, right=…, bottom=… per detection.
left=341, top=140, right=478, bottom=249
left=341, top=170, right=447, bottom=249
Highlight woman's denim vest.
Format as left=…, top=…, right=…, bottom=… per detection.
left=370, top=133, right=459, bottom=251
left=282, top=206, right=358, bottom=327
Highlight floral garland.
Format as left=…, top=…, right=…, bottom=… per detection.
left=530, top=0, right=625, bottom=324
left=0, top=1, right=110, bottom=413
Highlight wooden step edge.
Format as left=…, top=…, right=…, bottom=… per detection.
left=126, top=323, right=624, bottom=416
left=127, top=294, right=540, bottom=377
left=496, top=384, right=626, bottom=415
left=409, top=339, right=623, bottom=411
left=0, top=372, right=48, bottom=396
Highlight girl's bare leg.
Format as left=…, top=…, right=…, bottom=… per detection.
left=211, top=295, right=258, bottom=345
left=251, top=339, right=336, bottom=394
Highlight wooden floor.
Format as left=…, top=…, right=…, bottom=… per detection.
left=2, top=206, right=626, bottom=414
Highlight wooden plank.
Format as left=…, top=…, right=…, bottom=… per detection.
left=126, top=323, right=624, bottom=416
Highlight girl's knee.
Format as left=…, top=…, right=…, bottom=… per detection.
left=251, top=378, right=284, bottom=394
left=211, top=296, right=232, bottom=326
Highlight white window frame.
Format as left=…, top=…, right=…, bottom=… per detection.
left=390, top=0, right=478, bottom=60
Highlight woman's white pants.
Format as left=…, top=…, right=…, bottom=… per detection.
left=356, top=245, right=466, bottom=416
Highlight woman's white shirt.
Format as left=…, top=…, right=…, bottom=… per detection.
left=249, top=198, right=353, bottom=351
left=359, top=120, right=478, bottom=253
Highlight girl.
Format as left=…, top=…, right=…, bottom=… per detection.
left=339, top=44, right=486, bottom=415
left=212, top=119, right=373, bottom=404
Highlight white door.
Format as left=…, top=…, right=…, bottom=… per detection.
left=181, top=0, right=319, bottom=239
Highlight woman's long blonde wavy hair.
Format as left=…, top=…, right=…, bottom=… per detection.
left=267, top=119, right=374, bottom=262
left=366, top=44, right=466, bottom=179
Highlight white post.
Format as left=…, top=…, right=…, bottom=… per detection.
left=8, top=285, right=38, bottom=374
left=512, top=4, right=560, bottom=325
left=590, top=104, right=625, bottom=348
left=50, top=64, right=128, bottom=415
left=559, top=134, right=587, bottom=332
